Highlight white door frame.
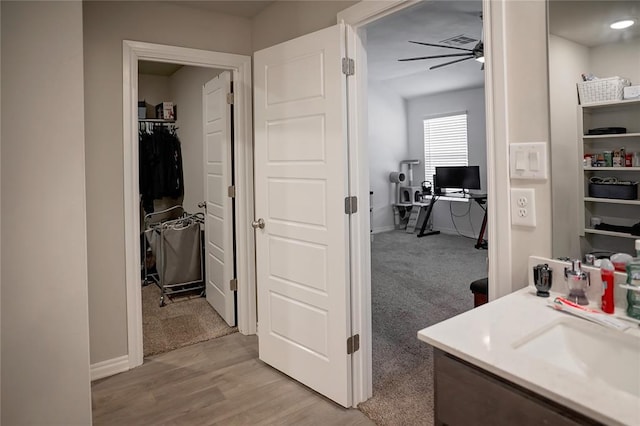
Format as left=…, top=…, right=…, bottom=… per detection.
left=123, top=40, right=255, bottom=369
left=338, top=0, right=512, bottom=405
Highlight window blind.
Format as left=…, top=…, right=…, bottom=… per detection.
left=423, top=113, right=468, bottom=183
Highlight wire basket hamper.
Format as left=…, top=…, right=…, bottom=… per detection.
left=577, top=76, right=631, bottom=105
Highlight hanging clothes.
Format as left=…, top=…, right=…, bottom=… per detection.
left=139, top=124, right=184, bottom=213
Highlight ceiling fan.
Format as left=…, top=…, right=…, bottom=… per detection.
left=398, top=39, right=484, bottom=70
left=398, top=14, right=484, bottom=70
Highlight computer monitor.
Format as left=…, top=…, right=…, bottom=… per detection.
left=434, top=166, right=481, bottom=192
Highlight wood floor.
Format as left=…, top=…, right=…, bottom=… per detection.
left=91, top=333, right=373, bottom=425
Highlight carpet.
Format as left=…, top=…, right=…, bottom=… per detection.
left=358, top=230, right=487, bottom=425
left=142, top=284, right=237, bottom=357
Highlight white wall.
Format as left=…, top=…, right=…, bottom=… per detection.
left=590, top=37, right=640, bottom=84
left=368, top=80, right=408, bottom=232
left=170, top=66, right=222, bottom=214
left=1, top=1, right=92, bottom=423
left=252, top=0, right=357, bottom=51
left=504, top=0, right=553, bottom=292
left=485, top=0, right=552, bottom=295
left=83, top=1, right=252, bottom=365
left=139, top=73, right=171, bottom=118
left=548, top=35, right=589, bottom=259
left=407, top=87, right=487, bottom=237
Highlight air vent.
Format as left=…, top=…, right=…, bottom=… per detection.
left=439, top=34, right=478, bottom=47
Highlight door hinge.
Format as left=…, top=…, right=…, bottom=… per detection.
left=230, top=278, right=238, bottom=291
left=347, top=334, right=360, bottom=355
left=228, top=185, right=236, bottom=198
left=226, top=93, right=234, bottom=104
left=342, top=57, right=355, bottom=76
left=345, top=196, right=358, bottom=214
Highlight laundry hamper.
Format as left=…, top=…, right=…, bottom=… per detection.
left=145, top=213, right=204, bottom=306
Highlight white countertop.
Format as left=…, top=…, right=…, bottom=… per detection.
left=418, top=287, right=640, bottom=426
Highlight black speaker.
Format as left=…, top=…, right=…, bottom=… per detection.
left=433, top=174, right=442, bottom=195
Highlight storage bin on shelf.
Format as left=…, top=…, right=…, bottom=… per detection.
left=577, top=76, right=631, bottom=105
left=588, top=182, right=638, bottom=200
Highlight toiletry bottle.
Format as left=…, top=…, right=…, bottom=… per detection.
left=600, top=259, right=615, bottom=314
left=625, top=240, right=640, bottom=319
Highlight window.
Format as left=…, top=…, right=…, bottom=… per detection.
left=423, top=113, right=468, bottom=183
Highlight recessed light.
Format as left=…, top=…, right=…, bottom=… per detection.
left=610, top=19, right=635, bottom=30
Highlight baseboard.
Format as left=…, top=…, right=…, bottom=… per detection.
left=372, top=225, right=395, bottom=234
left=90, top=355, right=129, bottom=381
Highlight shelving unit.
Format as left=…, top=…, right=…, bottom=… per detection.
left=584, top=228, right=636, bottom=239
left=578, top=98, right=640, bottom=253
left=583, top=132, right=640, bottom=139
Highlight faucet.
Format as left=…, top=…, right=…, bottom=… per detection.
left=564, top=259, right=590, bottom=305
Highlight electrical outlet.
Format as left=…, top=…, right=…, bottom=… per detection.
left=517, top=197, right=528, bottom=207
left=511, top=188, right=536, bottom=227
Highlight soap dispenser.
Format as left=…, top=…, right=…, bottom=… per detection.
left=564, top=259, right=590, bottom=305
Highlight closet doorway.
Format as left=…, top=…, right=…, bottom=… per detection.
left=123, top=41, right=255, bottom=369
left=138, top=62, right=237, bottom=357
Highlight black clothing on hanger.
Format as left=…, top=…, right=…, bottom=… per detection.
left=139, top=124, right=184, bottom=213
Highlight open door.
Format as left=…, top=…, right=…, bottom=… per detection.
left=203, top=71, right=236, bottom=326
left=253, top=24, right=353, bottom=407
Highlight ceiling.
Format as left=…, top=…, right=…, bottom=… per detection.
left=365, top=1, right=485, bottom=99
left=366, top=0, right=640, bottom=100
left=549, top=1, right=640, bottom=47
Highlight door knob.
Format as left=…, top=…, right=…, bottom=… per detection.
left=252, top=218, right=265, bottom=229
left=197, top=201, right=206, bottom=210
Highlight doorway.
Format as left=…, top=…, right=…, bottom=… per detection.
left=137, top=62, right=238, bottom=357
left=334, top=0, right=518, bottom=408
left=357, top=1, right=489, bottom=422
left=123, top=41, right=255, bottom=370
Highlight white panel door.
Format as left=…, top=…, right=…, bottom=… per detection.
left=254, top=24, right=352, bottom=407
left=203, top=71, right=236, bottom=326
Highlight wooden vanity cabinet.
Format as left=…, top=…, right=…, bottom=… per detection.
left=433, top=349, right=603, bottom=426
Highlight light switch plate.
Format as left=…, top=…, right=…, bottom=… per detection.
left=509, top=142, right=548, bottom=180
left=511, top=188, right=536, bottom=227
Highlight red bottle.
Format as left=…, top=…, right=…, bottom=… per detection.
left=600, top=259, right=615, bottom=314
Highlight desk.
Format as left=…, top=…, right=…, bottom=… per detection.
left=416, top=192, right=488, bottom=249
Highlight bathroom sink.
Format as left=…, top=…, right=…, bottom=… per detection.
left=513, top=318, right=640, bottom=398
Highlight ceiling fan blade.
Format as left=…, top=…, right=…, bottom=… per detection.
left=398, top=53, right=473, bottom=62
left=429, top=56, right=474, bottom=70
left=408, top=41, right=474, bottom=52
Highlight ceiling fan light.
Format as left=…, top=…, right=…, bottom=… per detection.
left=475, top=56, right=485, bottom=63
left=610, top=19, right=635, bottom=30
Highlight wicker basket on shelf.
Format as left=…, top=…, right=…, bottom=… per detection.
left=577, top=76, right=631, bottom=104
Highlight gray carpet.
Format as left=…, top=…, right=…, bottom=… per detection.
left=358, top=230, right=487, bottom=425
left=142, top=284, right=237, bottom=357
